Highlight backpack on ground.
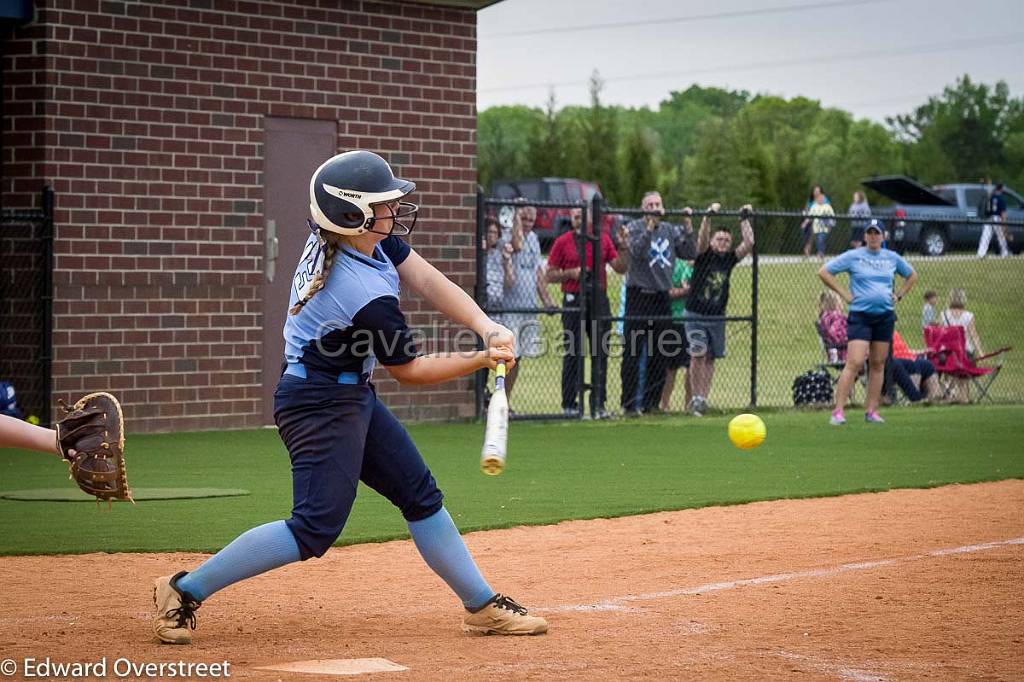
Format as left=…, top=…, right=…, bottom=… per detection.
left=792, top=370, right=833, bottom=407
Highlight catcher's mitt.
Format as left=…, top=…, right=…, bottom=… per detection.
left=55, top=392, right=133, bottom=505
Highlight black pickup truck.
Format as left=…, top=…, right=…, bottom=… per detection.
left=862, top=175, right=1024, bottom=256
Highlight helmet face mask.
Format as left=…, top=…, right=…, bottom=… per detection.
left=309, top=150, right=418, bottom=237
left=367, top=198, right=419, bottom=237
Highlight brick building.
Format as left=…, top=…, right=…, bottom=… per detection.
left=2, top=0, right=492, bottom=432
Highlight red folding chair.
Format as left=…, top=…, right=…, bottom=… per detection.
left=923, top=325, right=1011, bottom=403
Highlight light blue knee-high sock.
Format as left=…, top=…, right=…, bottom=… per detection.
left=175, top=520, right=301, bottom=602
left=408, top=507, right=495, bottom=610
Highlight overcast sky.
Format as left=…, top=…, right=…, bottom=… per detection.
left=476, top=0, right=1024, bottom=122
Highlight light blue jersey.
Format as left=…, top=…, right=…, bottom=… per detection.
left=283, top=232, right=416, bottom=377
left=825, top=247, right=913, bottom=314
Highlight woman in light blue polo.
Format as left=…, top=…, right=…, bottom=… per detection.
left=818, top=219, right=917, bottom=425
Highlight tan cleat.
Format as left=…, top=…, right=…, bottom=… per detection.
left=462, top=594, right=548, bottom=636
left=152, top=571, right=201, bottom=644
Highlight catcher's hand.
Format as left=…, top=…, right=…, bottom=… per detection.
left=55, top=392, right=133, bottom=505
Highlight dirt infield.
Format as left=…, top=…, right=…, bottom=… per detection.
left=2, top=480, right=1022, bottom=681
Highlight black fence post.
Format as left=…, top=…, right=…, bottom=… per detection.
left=591, top=198, right=607, bottom=420
left=474, top=185, right=486, bottom=420
left=41, top=186, right=54, bottom=426
left=749, top=210, right=758, bottom=409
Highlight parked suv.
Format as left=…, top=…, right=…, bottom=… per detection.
left=862, top=175, right=1024, bottom=256
left=489, top=178, right=612, bottom=249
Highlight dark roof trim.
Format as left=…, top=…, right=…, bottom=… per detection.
left=0, top=0, right=33, bottom=22
left=404, top=0, right=503, bottom=9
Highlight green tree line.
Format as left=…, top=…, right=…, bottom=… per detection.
left=478, top=74, right=1024, bottom=210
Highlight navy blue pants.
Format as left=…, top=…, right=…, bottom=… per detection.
left=889, top=357, right=936, bottom=402
left=274, top=375, right=444, bottom=559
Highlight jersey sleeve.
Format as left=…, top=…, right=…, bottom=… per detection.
left=380, top=235, right=411, bottom=266
left=350, top=295, right=420, bottom=366
left=893, top=252, right=914, bottom=278
left=825, top=250, right=852, bottom=275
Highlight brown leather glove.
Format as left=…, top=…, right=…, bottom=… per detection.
left=55, top=392, right=133, bottom=504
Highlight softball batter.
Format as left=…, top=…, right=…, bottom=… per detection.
left=152, top=151, right=548, bottom=643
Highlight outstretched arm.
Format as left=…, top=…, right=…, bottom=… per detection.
left=398, top=249, right=513, bottom=348
left=698, top=203, right=720, bottom=254
left=387, top=346, right=515, bottom=386
left=697, top=216, right=711, bottom=254
left=509, top=213, right=524, bottom=252
left=0, top=414, right=58, bottom=455
left=735, top=205, right=755, bottom=260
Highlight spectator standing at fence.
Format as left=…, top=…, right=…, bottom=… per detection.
left=977, top=183, right=1010, bottom=258
left=848, top=191, right=872, bottom=248
left=660, top=254, right=694, bottom=412
left=501, top=203, right=555, bottom=403
left=684, top=204, right=755, bottom=417
left=617, top=191, right=695, bottom=416
left=801, top=186, right=830, bottom=257
left=484, top=217, right=515, bottom=311
left=921, top=290, right=938, bottom=329
left=801, top=191, right=835, bottom=258
left=547, top=205, right=627, bottom=418
left=819, top=221, right=917, bottom=425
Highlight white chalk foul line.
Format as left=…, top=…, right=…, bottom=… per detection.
left=541, top=536, right=1024, bottom=613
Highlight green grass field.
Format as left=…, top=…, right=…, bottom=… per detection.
left=2, top=405, right=1022, bottom=556
left=509, top=256, right=1023, bottom=413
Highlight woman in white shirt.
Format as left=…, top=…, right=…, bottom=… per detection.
left=941, top=288, right=983, bottom=356
left=941, top=288, right=984, bottom=402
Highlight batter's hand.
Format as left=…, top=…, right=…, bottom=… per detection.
left=483, top=345, right=516, bottom=371
left=479, top=320, right=515, bottom=355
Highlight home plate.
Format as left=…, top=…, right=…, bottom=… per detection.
left=255, top=658, right=408, bottom=676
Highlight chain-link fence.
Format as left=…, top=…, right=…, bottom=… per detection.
left=753, top=208, right=1023, bottom=409
left=0, top=187, right=54, bottom=425
left=475, top=196, right=590, bottom=419
left=476, top=190, right=1024, bottom=418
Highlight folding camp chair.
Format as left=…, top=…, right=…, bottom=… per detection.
left=923, top=325, right=1012, bottom=403
left=815, top=322, right=846, bottom=382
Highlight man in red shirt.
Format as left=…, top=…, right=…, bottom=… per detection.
left=886, top=331, right=941, bottom=403
left=547, top=206, right=628, bottom=418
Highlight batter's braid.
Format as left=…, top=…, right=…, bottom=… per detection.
left=288, top=237, right=339, bottom=316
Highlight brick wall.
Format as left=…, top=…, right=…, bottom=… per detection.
left=2, top=0, right=479, bottom=432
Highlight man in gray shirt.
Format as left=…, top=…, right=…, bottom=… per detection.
left=500, top=203, right=555, bottom=403
left=617, top=191, right=694, bottom=415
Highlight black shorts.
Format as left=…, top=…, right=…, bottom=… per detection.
left=847, top=310, right=896, bottom=344
left=666, top=322, right=690, bottom=369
